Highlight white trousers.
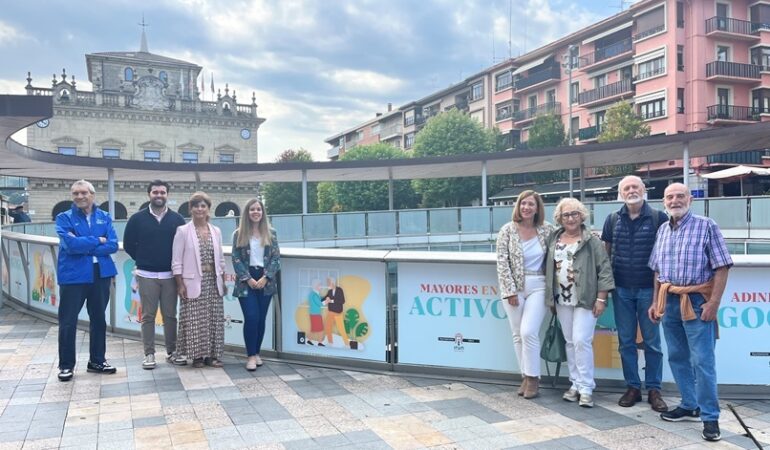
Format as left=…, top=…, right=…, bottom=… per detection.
left=556, top=304, right=598, bottom=395
left=502, top=275, right=546, bottom=378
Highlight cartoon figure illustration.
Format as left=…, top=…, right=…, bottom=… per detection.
left=32, top=250, right=57, bottom=305
left=128, top=274, right=143, bottom=322
left=322, top=277, right=350, bottom=347
left=306, top=279, right=325, bottom=346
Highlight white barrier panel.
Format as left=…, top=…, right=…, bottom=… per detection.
left=9, top=242, right=27, bottom=301
left=280, top=257, right=387, bottom=362
left=716, top=266, right=770, bottom=384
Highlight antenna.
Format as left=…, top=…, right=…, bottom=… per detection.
left=508, top=0, right=512, bottom=58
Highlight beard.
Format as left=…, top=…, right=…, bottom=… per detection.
left=624, top=195, right=643, bottom=205
left=151, top=198, right=166, bottom=207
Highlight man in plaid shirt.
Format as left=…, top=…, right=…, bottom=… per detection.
left=648, top=183, right=732, bottom=442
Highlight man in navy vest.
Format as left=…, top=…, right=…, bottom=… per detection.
left=601, top=175, right=668, bottom=412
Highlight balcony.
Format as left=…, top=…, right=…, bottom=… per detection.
left=580, top=37, right=633, bottom=69
left=705, top=16, right=769, bottom=40
left=513, top=102, right=561, bottom=124
left=379, top=125, right=402, bottom=140
left=327, top=146, right=340, bottom=159
left=706, top=61, right=762, bottom=82
left=707, top=105, right=763, bottom=123
left=633, top=24, right=665, bottom=41
left=578, top=125, right=602, bottom=141
left=577, top=79, right=634, bottom=106
left=514, top=65, right=561, bottom=91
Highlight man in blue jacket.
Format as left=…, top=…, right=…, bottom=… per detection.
left=55, top=179, right=119, bottom=381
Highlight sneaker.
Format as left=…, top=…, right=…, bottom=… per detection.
left=86, top=361, right=117, bottom=374
left=166, top=353, right=188, bottom=366
left=660, top=406, right=701, bottom=422
left=245, top=356, right=257, bottom=371
left=58, top=369, right=73, bottom=382
left=702, top=421, right=721, bottom=442
left=579, top=394, right=594, bottom=408
left=142, top=354, right=156, bottom=370
left=563, top=387, right=579, bottom=402
left=255, top=355, right=264, bottom=367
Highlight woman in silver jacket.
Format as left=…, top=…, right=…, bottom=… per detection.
left=496, top=190, right=554, bottom=399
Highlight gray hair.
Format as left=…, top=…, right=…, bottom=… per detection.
left=71, top=179, right=95, bottom=194
left=618, top=175, right=645, bottom=191
left=553, top=197, right=589, bottom=225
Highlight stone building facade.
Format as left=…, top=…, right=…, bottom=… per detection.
left=24, top=33, right=265, bottom=220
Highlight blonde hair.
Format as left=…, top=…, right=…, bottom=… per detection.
left=553, top=197, right=589, bottom=225
left=512, top=190, right=545, bottom=226
left=235, top=198, right=273, bottom=248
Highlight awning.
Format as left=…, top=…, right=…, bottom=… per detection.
left=700, top=165, right=770, bottom=180
left=581, top=21, right=633, bottom=45
left=512, top=55, right=552, bottom=75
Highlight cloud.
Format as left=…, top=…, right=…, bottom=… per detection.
left=0, top=20, right=23, bottom=44
left=321, top=69, right=404, bottom=94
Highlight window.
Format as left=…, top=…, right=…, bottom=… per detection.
left=496, top=102, right=513, bottom=121
left=677, top=2, right=684, bottom=28
left=637, top=56, right=666, bottom=80
left=570, top=82, right=579, bottom=104
left=751, top=47, right=770, bottom=68
left=716, top=88, right=730, bottom=117
left=404, top=132, right=415, bottom=149
left=528, top=95, right=537, bottom=110
left=545, top=89, right=556, bottom=105
left=716, top=45, right=730, bottom=62
left=159, top=71, right=167, bottom=83
left=594, top=74, right=607, bottom=88
left=634, top=6, right=665, bottom=40
left=495, top=71, right=513, bottom=91
left=404, top=111, right=415, bottom=126
left=219, top=153, right=235, bottom=163
left=58, top=147, right=76, bottom=156
left=124, top=67, right=134, bottom=81
left=639, top=98, right=666, bottom=119
left=750, top=4, right=770, bottom=26
left=469, top=81, right=484, bottom=101
left=371, top=124, right=381, bottom=135
left=144, top=150, right=161, bottom=162
left=569, top=45, right=580, bottom=69
left=677, top=88, right=685, bottom=113
left=102, top=148, right=120, bottom=159
left=595, top=111, right=606, bottom=130
left=677, top=46, right=684, bottom=71
left=182, top=151, right=198, bottom=163
left=570, top=117, right=579, bottom=139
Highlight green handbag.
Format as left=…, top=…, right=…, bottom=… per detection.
left=541, top=313, right=567, bottom=385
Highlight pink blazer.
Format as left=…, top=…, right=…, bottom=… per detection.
left=171, top=222, right=226, bottom=299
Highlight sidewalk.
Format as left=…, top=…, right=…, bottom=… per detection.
left=0, top=305, right=767, bottom=449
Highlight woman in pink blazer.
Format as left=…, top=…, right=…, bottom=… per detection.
left=172, top=192, right=228, bottom=368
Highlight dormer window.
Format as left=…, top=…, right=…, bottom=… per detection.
left=125, top=67, right=134, bottom=81
left=159, top=71, right=167, bottom=83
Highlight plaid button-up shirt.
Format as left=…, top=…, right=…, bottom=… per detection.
left=648, top=211, right=732, bottom=286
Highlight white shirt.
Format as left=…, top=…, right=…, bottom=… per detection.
left=522, top=236, right=544, bottom=273
left=136, top=206, right=173, bottom=279
left=249, top=237, right=265, bottom=268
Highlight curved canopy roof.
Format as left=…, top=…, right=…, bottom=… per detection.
left=3, top=95, right=770, bottom=184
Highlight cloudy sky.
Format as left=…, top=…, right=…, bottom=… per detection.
left=0, top=0, right=632, bottom=162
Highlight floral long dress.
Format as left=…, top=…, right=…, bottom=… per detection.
left=177, top=229, right=225, bottom=360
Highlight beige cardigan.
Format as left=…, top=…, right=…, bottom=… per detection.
left=496, top=221, right=555, bottom=298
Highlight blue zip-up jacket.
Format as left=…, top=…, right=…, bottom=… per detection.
left=56, top=203, right=118, bottom=285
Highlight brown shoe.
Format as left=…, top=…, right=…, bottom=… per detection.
left=618, top=387, right=642, bottom=407
left=648, top=389, right=668, bottom=412
left=523, top=376, right=539, bottom=399
left=517, top=377, right=528, bottom=396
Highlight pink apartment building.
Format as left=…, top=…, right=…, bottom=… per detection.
left=326, top=0, right=770, bottom=193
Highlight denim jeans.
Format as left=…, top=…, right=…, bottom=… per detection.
left=613, top=286, right=663, bottom=390
left=237, top=266, right=272, bottom=356
left=58, top=264, right=111, bottom=370
left=662, top=293, right=720, bottom=421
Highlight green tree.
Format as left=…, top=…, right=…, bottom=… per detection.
left=261, top=149, right=317, bottom=214
left=527, top=113, right=565, bottom=149
left=596, top=101, right=651, bottom=175
left=527, top=114, right=569, bottom=184
left=316, top=143, right=418, bottom=212
left=411, top=109, right=497, bottom=207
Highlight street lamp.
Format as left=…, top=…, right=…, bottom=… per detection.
left=562, top=44, right=578, bottom=198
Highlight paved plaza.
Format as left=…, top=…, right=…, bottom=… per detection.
left=0, top=305, right=767, bottom=450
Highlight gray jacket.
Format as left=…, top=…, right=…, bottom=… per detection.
left=545, top=226, right=615, bottom=309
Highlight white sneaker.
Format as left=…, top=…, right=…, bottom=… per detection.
left=579, top=394, right=594, bottom=408
left=255, top=355, right=264, bottom=367
left=563, top=388, right=579, bottom=402
left=166, top=353, right=188, bottom=366
left=142, top=354, right=156, bottom=370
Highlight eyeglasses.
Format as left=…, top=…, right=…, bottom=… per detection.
left=560, top=211, right=582, bottom=220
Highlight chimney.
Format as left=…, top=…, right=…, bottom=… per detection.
left=387, top=102, right=392, bottom=112
left=376, top=112, right=382, bottom=117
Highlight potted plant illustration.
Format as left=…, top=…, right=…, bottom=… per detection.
left=344, top=308, right=369, bottom=350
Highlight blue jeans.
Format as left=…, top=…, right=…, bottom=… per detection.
left=663, top=293, right=719, bottom=421
left=58, top=264, right=111, bottom=370
left=613, top=287, right=663, bottom=390
left=237, top=266, right=272, bottom=356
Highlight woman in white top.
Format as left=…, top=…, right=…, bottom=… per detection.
left=231, top=199, right=281, bottom=371
left=496, top=190, right=554, bottom=399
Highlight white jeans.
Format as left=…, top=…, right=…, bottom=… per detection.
left=556, top=304, right=598, bottom=395
left=502, top=275, right=546, bottom=378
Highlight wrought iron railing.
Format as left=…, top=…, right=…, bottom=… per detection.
left=706, top=61, right=762, bottom=79
left=707, top=105, right=763, bottom=121
left=577, top=79, right=633, bottom=105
